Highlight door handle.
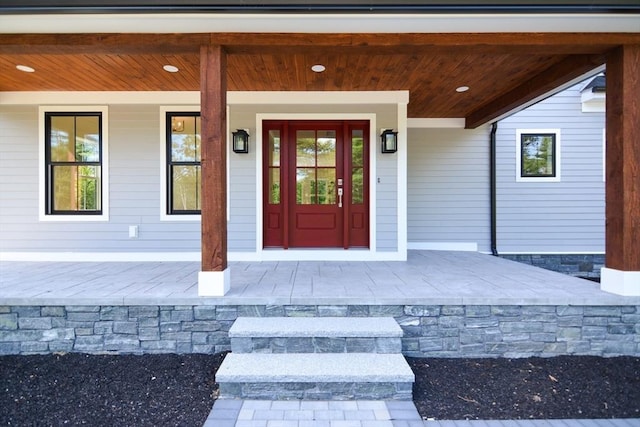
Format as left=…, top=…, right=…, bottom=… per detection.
left=337, top=188, right=343, bottom=208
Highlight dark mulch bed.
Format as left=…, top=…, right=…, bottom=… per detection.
left=409, top=356, right=640, bottom=420
left=1, top=353, right=639, bottom=425
left=0, top=353, right=225, bottom=426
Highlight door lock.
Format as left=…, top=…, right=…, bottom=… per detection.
left=337, top=188, right=343, bottom=208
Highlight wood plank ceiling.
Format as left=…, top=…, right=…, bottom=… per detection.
left=0, top=33, right=634, bottom=121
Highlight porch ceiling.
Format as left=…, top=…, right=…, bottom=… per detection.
left=0, top=32, right=636, bottom=126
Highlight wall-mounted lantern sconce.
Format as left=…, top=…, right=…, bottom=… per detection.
left=380, top=129, right=398, bottom=154
left=232, top=129, right=250, bottom=154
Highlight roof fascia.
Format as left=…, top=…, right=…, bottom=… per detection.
left=1, top=13, right=639, bottom=34
left=1, top=1, right=639, bottom=15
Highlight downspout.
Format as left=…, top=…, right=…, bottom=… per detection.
left=490, top=121, right=499, bottom=256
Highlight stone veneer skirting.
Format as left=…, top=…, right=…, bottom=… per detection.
left=1, top=304, right=638, bottom=357
left=501, top=254, right=605, bottom=279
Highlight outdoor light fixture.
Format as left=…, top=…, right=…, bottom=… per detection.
left=380, top=129, right=398, bottom=154
left=232, top=129, right=250, bottom=154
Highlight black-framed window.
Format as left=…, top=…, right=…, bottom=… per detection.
left=166, top=112, right=201, bottom=214
left=520, top=133, right=556, bottom=178
left=45, top=112, right=102, bottom=215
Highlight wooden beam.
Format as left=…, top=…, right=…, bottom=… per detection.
left=465, top=53, right=605, bottom=129
left=605, top=44, right=640, bottom=272
left=200, top=44, right=227, bottom=272
left=1, top=32, right=639, bottom=55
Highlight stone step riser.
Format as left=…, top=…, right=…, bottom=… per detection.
left=230, top=336, right=401, bottom=354
left=219, top=381, right=413, bottom=401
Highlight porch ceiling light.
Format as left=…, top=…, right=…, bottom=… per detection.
left=380, top=129, right=398, bottom=154
left=456, top=86, right=470, bottom=93
left=232, top=129, right=250, bottom=154
left=163, top=64, right=179, bottom=73
left=311, top=64, right=326, bottom=73
left=16, top=65, right=35, bottom=73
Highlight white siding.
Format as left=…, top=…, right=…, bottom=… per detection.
left=496, top=84, right=605, bottom=253
left=0, top=105, right=201, bottom=253
left=1, top=102, right=400, bottom=256
left=407, top=127, right=491, bottom=252
left=227, top=106, right=258, bottom=252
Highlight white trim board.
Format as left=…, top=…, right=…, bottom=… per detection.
left=231, top=91, right=409, bottom=105
left=0, top=92, right=200, bottom=106
left=159, top=106, right=202, bottom=222
left=38, top=105, right=110, bottom=222
left=0, top=91, right=409, bottom=106
left=0, top=251, right=405, bottom=262
left=255, top=113, right=384, bottom=257
left=407, top=118, right=466, bottom=129
left=1, top=13, right=638, bottom=34
left=515, top=128, right=562, bottom=183
left=0, top=252, right=201, bottom=262
left=408, top=242, right=479, bottom=252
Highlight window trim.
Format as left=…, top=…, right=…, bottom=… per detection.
left=39, top=106, right=109, bottom=221
left=515, top=128, right=561, bottom=182
left=160, top=106, right=201, bottom=221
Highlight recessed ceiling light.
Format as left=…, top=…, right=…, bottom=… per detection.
left=16, top=65, right=35, bottom=73
left=456, top=86, right=470, bottom=93
left=163, top=65, right=179, bottom=73
left=311, top=64, right=326, bottom=73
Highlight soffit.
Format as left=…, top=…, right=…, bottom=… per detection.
left=0, top=32, right=635, bottom=124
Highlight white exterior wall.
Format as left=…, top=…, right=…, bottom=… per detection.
left=495, top=84, right=606, bottom=254
left=407, top=127, right=491, bottom=253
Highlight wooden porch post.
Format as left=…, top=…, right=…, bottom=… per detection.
left=197, top=44, right=230, bottom=296
left=601, top=44, right=640, bottom=296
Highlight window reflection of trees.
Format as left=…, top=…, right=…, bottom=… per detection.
left=296, top=131, right=337, bottom=205
left=522, top=134, right=554, bottom=177
left=49, top=115, right=101, bottom=212
left=170, top=116, right=201, bottom=212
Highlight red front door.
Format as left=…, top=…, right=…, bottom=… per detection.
left=263, top=120, right=369, bottom=249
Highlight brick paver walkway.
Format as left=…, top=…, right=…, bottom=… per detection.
left=203, top=399, right=640, bottom=427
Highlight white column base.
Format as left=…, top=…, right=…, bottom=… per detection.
left=601, top=267, right=640, bottom=296
left=198, top=269, right=231, bottom=297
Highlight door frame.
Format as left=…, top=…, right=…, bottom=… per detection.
left=256, top=113, right=378, bottom=259
left=263, top=119, right=370, bottom=249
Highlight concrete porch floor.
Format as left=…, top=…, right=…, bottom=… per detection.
left=1, top=251, right=638, bottom=307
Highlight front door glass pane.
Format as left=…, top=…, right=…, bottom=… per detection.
left=352, top=167, right=363, bottom=204
left=317, top=130, right=336, bottom=167
left=269, top=168, right=280, bottom=204
left=296, top=167, right=316, bottom=204
left=352, top=130, right=364, bottom=167
left=317, top=168, right=336, bottom=205
left=296, top=131, right=316, bottom=167
left=351, top=130, right=364, bottom=204
left=269, top=130, right=281, bottom=167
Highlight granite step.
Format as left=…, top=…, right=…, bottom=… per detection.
left=229, top=316, right=403, bottom=353
left=216, top=352, right=415, bottom=400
